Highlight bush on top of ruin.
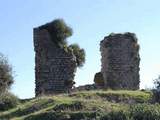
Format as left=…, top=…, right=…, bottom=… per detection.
left=39, top=19, right=86, bottom=68
left=39, top=19, right=72, bottom=47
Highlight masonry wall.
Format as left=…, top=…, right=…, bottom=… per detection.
left=100, top=33, right=140, bottom=89
left=34, top=28, right=77, bottom=96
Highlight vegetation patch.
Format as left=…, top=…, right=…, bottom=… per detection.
left=129, top=104, right=160, bottom=120
left=100, top=110, right=129, bottom=120
left=24, top=111, right=65, bottom=120
left=53, top=101, right=84, bottom=112
left=0, top=90, right=159, bottom=120
left=0, top=92, right=19, bottom=111
left=24, top=111, right=100, bottom=120
left=0, top=97, right=54, bottom=119
left=69, top=90, right=152, bottom=103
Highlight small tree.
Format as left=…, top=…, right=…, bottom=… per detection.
left=69, top=44, right=85, bottom=67
left=0, top=53, right=14, bottom=92
left=152, top=76, right=160, bottom=103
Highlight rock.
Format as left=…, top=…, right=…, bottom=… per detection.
left=94, top=72, right=104, bottom=87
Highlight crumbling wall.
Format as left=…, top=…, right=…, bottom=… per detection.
left=34, top=28, right=77, bottom=96
left=100, top=33, right=140, bottom=89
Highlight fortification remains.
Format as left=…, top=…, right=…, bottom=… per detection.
left=34, top=28, right=76, bottom=96
left=100, top=33, right=140, bottom=89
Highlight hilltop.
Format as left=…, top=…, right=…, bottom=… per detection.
left=1, top=90, right=160, bottom=120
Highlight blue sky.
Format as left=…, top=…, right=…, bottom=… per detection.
left=0, top=0, right=160, bottom=98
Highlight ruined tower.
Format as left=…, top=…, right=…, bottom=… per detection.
left=100, top=33, right=140, bottom=89
left=34, top=27, right=76, bottom=96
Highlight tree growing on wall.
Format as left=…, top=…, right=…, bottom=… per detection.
left=0, top=53, right=14, bottom=93
left=39, top=19, right=86, bottom=67
left=39, top=19, right=72, bottom=47
left=69, top=44, right=85, bottom=67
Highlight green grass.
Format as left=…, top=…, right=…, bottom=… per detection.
left=69, top=90, right=152, bottom=103
left=0, top=90, right=157, bottom=120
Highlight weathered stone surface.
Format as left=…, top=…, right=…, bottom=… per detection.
left=100, top=33, right=140, bottom=89
left=94, top=72, right=104, bottom=87
left=34, top=28, right=77, bottom=96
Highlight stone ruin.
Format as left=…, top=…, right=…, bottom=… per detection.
left=34, top=27, right=77, bottom=96
left=34, top=22, right=140, bottom=96
left=100, top=33, right=140, bottom=89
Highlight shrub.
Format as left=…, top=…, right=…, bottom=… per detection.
left=25, top=112, right=98, bottom=120
left=152, top=89, right=160, bottom=103
left=0, top=91, right=19, bottom=111
left=129, top=104, right=160, bottom=120
left=100, top=111, right=129, bottom=120
left=24, top=112, right=62, bottom=120
left=39, top=19, right=72, bottom=47
left=0, top=53, right=14, bottom=92
left=152, top=76, right=160, bottom=103
left=70, top=112, right=98, bottom=120
left=153, top=76, right=160, bottom=90
left=53, top=101, right=83, bottom=111
left=69, top=44, right=85, bottom=67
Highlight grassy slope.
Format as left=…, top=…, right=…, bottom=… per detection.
left=0, top=90, right=157, bottom=120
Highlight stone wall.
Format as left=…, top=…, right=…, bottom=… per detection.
left=34, top=28, right=77, bottom=96
left=100, top=33, right=140, bottom=89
